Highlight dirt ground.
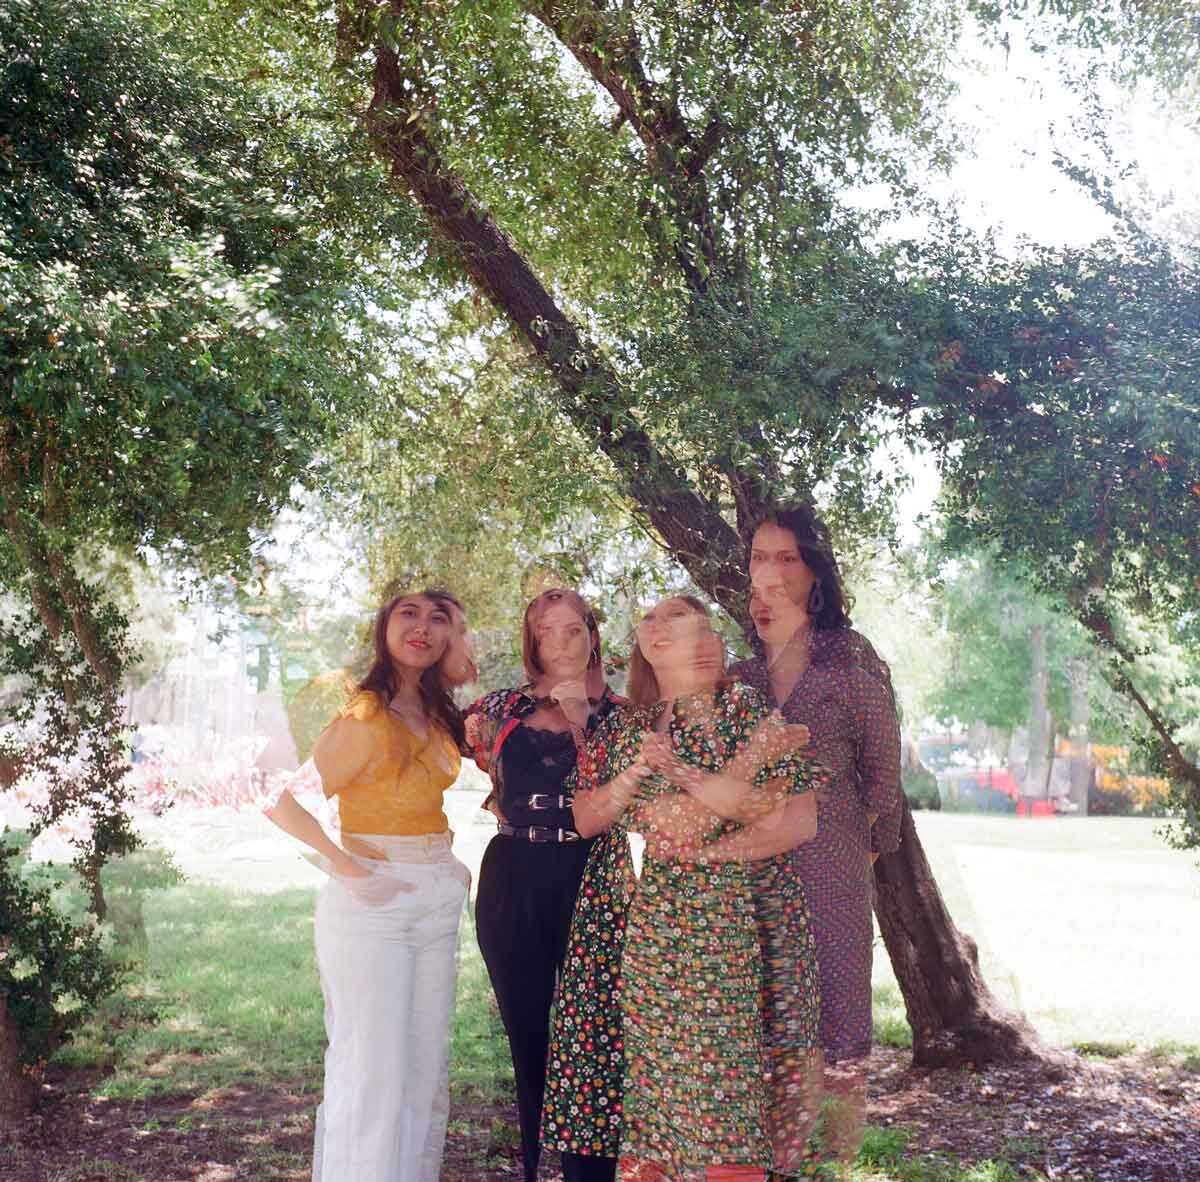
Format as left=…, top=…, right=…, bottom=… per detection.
left=2, top=1047, right=1197, bottom=1182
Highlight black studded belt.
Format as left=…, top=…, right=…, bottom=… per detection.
left=523, top=793, right=573, bottom=810
left=497, top=824, right=581, bottom=843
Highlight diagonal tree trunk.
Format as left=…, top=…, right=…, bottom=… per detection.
left=351, top=2, right=1059, bottom=1067
left=873, top=800, right=1069, bottom=1069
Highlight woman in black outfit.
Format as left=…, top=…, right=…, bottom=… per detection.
left=465, top=589, right=620, bottom=1182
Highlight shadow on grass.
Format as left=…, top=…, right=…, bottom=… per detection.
left=54, top=880, right=515, bottom=1106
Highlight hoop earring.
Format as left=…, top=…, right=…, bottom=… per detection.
left=807, top=582, right=825, bottom=616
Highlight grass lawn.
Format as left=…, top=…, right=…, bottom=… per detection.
left=29, top=803, right=1198, bottom=1181
left=872, top=813, right=1200, bottom=1057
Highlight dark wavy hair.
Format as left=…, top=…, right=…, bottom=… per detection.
left=358, top=589, right=468, bottom=753
left=745, top=504, right=853, bottom=639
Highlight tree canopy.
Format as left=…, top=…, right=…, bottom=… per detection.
left=2, top=0, right=1199, bottom=1094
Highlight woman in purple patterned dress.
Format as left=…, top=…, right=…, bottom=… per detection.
left=734, top=506, right=903, bottom=1163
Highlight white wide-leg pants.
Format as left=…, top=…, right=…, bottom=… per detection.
left=312, top=832, right=468, bottom=1182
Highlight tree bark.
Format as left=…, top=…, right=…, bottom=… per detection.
left=1025, top=622, right=1052, bottom=807
left=1069, top=659, right=1090, bottom=816
left=0, top=992, right=36, bottom=1127
left=874, top=800, right=1070, bottom=1070
left=366, top=34, right=750, bottom=617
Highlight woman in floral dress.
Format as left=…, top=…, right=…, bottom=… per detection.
left=542, top=596, right=823, bottom=1182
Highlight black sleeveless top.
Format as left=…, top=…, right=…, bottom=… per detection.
left=494, top=723, right=578, bottom=830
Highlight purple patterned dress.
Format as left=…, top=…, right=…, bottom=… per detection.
left=735, top=626, right=903, bottom=1063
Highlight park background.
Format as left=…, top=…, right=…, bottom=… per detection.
left=2, top=1, right=1199, bottom=1179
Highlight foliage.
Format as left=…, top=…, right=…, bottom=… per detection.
left=902, top=763, right=941, bottom=811
left=925, top=555, right=1085, bottom=736
left=235, top=0, right=1200, bottom=850
left=0, top=596, right=138, bottom=917
left=0, top=0, right=404, bottom=1096
left=0, top=0, right=384, bottom=585
left=0, top=841, right=122, bottom=1068
left=1086, top=744, right=1172, bottom=817
left=970, top=1, right=1200, bottom=98
left=913, top=234, right=1200, bottom=842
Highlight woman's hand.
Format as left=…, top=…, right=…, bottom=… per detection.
left=442, top=604, right=479, bottom=688
left=331, top=850, right=373, bottom=878
left=549, top=677, right=591, bottom=728
left=727, top=715, right=811, bottom=781
left=639, top=732, right=701, bottom=788
left=342, top=834, right=388, bottom=861
left=573, top=744, right=652, bottom=838
left=607, top=761, right=649, bottom=812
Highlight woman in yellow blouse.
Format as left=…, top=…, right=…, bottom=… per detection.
left=265, top=589, right=476, bottom=1182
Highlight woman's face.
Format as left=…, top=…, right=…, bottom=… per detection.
left=385, top=595, right=453, bottom=672
left=748, top=522, right=817, bottom=639
left=533, top=601, right=592, bottom=681
left=636, top=597, right=723, bottom=682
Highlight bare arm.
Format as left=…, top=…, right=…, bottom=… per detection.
left=572, top=762, right=644, bottom=838
left=264, top=790, right=368, bottom=877
left=264, top=715, right=380, bottom=876
left=640, top=721, right=810, bottom=823
left=695, top=792, right=817, bottom=864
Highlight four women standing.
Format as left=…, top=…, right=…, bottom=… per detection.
left=268, top=507, right=903, bottom=1180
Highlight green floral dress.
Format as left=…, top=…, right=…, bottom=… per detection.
left=541, top=682, right=823, bottom=1180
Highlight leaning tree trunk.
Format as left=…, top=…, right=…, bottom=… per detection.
left=357, top=11, right=1071, bottom=1072
left=873, top=798, right=1069, bottom=1070
left=0, top=993, right=36, bottom=1126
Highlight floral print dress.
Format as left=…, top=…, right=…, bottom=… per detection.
left=542, top=682, right=824, bottom=1180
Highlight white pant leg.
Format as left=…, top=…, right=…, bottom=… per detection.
left=312, top=860, right=465, bottom=1182
left=406, top=858, right=469, bottom=1182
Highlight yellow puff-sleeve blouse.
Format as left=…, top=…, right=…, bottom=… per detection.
left=320, top=690, right=460, bottom=837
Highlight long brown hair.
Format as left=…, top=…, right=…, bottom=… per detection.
left=521, top=588, right=605, bottom=699
left=626, top=595, right=727, bottom=706
left=358, top=589, right=469, bottom=752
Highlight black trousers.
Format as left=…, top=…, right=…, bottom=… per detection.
left=475, top=834, right=617, bottom=1182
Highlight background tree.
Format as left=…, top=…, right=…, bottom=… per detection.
left=315, top=0, right=1199, bottom=1067
left=0, top=0, right=402, bottom=1121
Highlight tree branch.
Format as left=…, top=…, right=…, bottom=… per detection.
left=0, top=424, right=120, bottom=689
left=365, top=19, right=747, bottom=614
left=529, top=1, right=722, bottom=296
left=1074, top=597, right=1200, bottom=795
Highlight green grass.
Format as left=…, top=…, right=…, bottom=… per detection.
left=69, top=883, right=325, bottom=1098
left=872, top=813, right=1200, bottom=1052
left=56, top=878, right=513, bottom=1104
left=872, top=983, right=913, bottom=1049
left=834, top=1126, right=1048, bottom=1182
left=1071, top=1038, right=1136, bottom=1059
left=41, top=808, right=1198, bottom=1180
left=1147, top=1040, right=1200, bottom=1073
